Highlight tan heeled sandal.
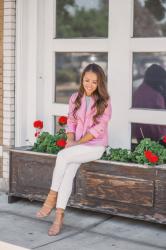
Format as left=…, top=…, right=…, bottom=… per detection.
left=48, top=210, right=64, bottom=236
left=36, top=190, right=57, bottom=218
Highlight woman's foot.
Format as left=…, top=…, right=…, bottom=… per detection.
left=48, top=209, right=64, bottom=236
left=36, top=190, right=57, bottom=218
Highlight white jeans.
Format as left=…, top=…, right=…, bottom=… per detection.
left=50, top=144, right=105, bottom=209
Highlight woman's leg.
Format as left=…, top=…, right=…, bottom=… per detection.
left=50, top=145, right=105, bottom=192
left=48, top=163, right=79, bottom=236
left=48, top=145, right=105, bottom=236
left=36, top=190, right=58, bottom=218
left=36, top=147, right=76, bottom=218
left=56, top=162, right=80, bottom=209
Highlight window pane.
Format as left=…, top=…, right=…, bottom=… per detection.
left=55, top=52, right=108, bottom=103
left=131, top=122, right=166, bottom=147
left=132, top=52, right=166, bottom=110
left=134, top=0, right=166, bottom=37
left=56, top=0, right=108, bottom=38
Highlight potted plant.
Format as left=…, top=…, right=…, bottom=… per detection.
left=8, top=119, right=166, bottom=224
left=32, top=116, right=67, bottom=154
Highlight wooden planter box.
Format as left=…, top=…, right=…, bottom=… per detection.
left=8, top=147, right=166, bottom=224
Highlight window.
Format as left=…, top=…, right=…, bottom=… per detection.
left=130, top=0, right=166, bottom=149
left=56, top=0, right=109, bottom=38
left=134, top=0, right=166, bottom=37
left=131, top=122, right=166, bottom=147
left=44, top=0, right=110, bottom=134
left=55, top=52, right=108, bottom=103
left=132, top=52, right=166, bottom=110
left=54, top=116, right=64, bottom=134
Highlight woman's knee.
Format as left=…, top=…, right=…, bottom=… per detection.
left=56, top=148, right=71, bottom=162
left=57, top=148, right=67, bottom=157
left=57, top=148, right=84, bottom=163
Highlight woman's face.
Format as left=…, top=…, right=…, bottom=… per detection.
left=83, top=71, right=98, bottom=96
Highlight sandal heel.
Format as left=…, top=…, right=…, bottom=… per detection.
left=48, top=211, right=64, bottom=236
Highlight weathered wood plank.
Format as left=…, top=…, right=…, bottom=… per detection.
left=10, top=152, right=56, bottom=194
left=76, top=170, right=154, bottom=207
left=9, top=151, right=76, bottom=202
left=155, top=180, right=166, bottom=212
left=82, top=162, right=156, bottom=180
left=68, top=200, right=166, bottom=224
left=156, top=169, right=166, bottom=181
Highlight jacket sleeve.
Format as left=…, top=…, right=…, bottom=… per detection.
left=65, top=93, right=77, bottom=133
left=88, top=99, right=112, bottom=138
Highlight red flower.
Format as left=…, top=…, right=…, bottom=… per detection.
left=144, top=150, right=159, bottom=164
left=162, top=135, right=166, bottom=143
left=33, top=120, right=43, bottom=129
left=144, top=150, right=152, bottom=158
left=150, top=154, right=159, bottom=163
left=58, top=116, right=67, bottom=126
left=56, top=139, right=66, bottom=148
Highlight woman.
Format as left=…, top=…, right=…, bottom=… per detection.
left=36, top=63, right=112, bottom=236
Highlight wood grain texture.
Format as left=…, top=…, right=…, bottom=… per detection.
left=9, top=148, right=166, bottom=224
left=80, top=171, right=154, bottom=207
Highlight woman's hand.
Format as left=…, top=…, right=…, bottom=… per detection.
left=65, top=139, right=79, bottom=148
left=65, top=140, right=73, bottom=148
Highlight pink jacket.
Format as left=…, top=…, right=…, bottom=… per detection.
left=66, top=92, right=112, bottom=146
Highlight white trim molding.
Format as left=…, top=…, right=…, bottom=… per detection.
left=15, top=0, right=38, bottom=147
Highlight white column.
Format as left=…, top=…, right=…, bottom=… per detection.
left=109, top=0, right=133, bottom=149
left=15, top=0, right=38, bottom=146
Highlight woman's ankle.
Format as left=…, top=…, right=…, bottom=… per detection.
left=56, top=208, right=65, bottom=214
left=49, top=189, right=58, bottom=195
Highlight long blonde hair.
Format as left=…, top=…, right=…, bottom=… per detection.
left=73, top=63, right=110, bottom=124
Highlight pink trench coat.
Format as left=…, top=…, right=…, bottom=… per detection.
left=65, top=92, right=112, bottom=146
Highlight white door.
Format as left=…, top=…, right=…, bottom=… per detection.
left=15, top=0, right=166, bottom=149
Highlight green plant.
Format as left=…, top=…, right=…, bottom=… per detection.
left=32, top=116, right=166, bottom=166
left=101, top=148, right=132, bottom=162
left=31, top=129, right=67, bottom=154
left=131, top=138, right=166, bottom=166
left=32, top=116, right=68, bottom=154
left=101, top=138, right=166, bottom=166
